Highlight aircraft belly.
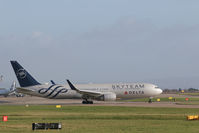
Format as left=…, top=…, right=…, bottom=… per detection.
left=52, top=93, right=81, bottom=99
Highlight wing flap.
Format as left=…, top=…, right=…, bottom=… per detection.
left=77, top=89, right=102, bottom=97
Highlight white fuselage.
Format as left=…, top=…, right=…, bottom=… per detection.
left=17, top=83, right=162, bottom=100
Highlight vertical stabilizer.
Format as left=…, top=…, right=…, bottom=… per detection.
left=10, top=81, right=16, bottom=92
left=10, top=61, right=41, bottom=87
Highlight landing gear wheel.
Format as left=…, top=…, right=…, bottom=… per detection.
left=148, top=97, right=154, bottom=103
left=148, top=98, right=153, bottom=103
left=148, top=99, right=152, bottom=103
left=88, top=101, right=93, bottom=104
left=82, top=101, right=87, bottom=104
left=82, top=100, right=93, bottom=104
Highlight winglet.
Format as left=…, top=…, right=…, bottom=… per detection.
left=50, top=80, right=56, bottom=85
left=66, top=79, right=78, bottom=91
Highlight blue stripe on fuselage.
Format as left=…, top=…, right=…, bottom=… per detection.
left=45, top=86, right=62, bottom=97
left=50, top=88, right=68, bottom=99
left=38, top=85, right=56, bottom=94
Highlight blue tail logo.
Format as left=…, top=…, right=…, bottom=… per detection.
left=10, top=61, right=41, bottom=87
left=17, top=69, right=27, bottom=79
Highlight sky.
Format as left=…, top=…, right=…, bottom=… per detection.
left=0, top=0, right=199, bottom=89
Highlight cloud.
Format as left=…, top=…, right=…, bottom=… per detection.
left=31, top=31, right=43, bottom=38
left=1, top=17, right=199, bottom=88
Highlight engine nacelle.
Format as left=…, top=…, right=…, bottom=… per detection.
left=96, top=92, right=116, bottom=101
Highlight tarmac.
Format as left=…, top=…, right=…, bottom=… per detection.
left=0, top=94, right=199, bottom=108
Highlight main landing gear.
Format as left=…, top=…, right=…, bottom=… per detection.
left=82, top=100, right=93, bottom=104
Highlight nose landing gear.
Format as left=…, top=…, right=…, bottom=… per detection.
left=148, top=97, right=153, bottom=103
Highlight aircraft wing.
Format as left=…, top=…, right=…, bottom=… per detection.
left=66, top=80, right=102, bottom=97
left=75, top=89, right=102, bottom=97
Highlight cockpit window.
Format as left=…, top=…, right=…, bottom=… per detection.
left=155, top=86, right=159, bottom=89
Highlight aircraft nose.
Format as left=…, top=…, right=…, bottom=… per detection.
left=157, top=88, right=163, bottom=94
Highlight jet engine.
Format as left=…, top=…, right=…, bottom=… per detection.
left=96, top=92, right=116, bottom=101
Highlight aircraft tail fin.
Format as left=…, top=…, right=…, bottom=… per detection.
left=10, top=61, right=41, bottom=87
left=10, top=81, right=16, bottom=92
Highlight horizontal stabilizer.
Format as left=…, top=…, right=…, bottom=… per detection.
left=16, top=87, right=35, bottom=93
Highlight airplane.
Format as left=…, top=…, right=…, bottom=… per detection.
left=10, top=61, right=162, bottom=104
left=0, top=81, right=16, bottom=97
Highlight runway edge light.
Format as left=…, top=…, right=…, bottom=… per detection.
left=187, top=115, right=199, bottom=120
left=56, top=105, right=62, bottom=108
left=185, top=98, right=189, bottom=101
left=3, top=116, right=8, bottom=122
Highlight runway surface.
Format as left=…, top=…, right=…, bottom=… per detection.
left=1, top=94, right=199, bottom=108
